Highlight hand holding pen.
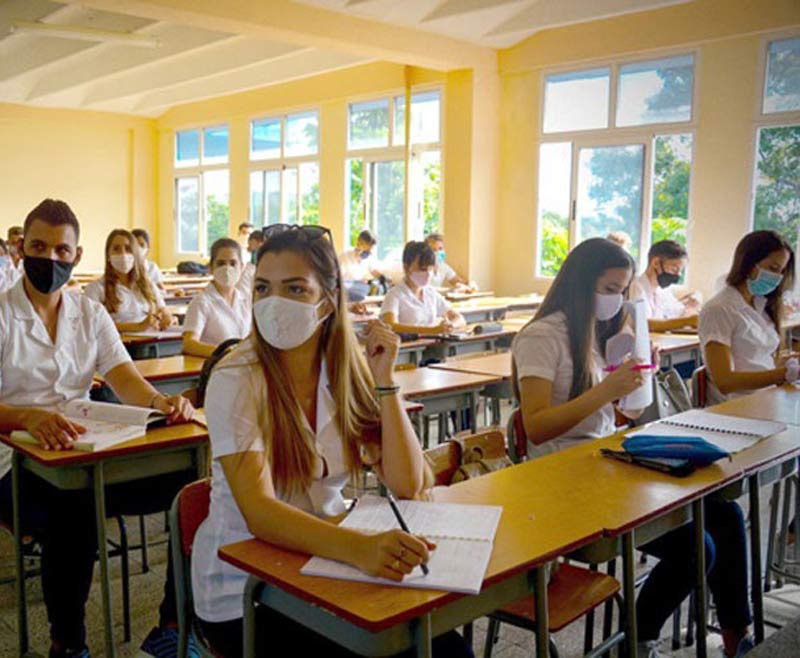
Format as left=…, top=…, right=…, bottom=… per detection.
left=601, top=357, right=652, bottom=400
left=386, top=490, right=431, bottom=576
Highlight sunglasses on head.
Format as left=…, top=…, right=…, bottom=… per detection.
left=260, top=223, right=342, bottom=286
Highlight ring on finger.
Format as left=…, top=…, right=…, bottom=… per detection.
left=392, top=559, right=401, bottom=570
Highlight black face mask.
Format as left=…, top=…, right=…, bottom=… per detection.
left=656, top=271, right=681, bottom=288
left=23, top=256, right=75, bottom=294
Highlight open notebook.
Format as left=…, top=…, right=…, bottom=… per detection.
left=627, top=409, right=786, bottom=454
left=124, top=326, right=183, bottom=339
left=11, top=400, right=166, bottom=452
left=301, top=495, right=502, bottom=594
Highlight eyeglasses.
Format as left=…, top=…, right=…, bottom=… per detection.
left=261, top=223, right=333, bottom=244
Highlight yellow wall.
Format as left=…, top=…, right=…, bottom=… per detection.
left=495, top=0, right=800, bottom=298
left=0, top=103, right=156, bottom=270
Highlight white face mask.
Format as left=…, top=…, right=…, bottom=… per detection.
left=213, top=265, right=239, bottom=288
left=110, top=253, right=135, bottom=275
left=253, top=296, right=328, bottom=351
left=594, top=292, right=623, bottom=321
left=410, top=270, right=432, bottom=288
left=139, top=245, right=148, bottom=258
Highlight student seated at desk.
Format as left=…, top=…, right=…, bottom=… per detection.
left=380, top=241, right=465, bottom=336
left=512, top=238, right=753, bottom=658
left=235, top=228, right=264, bottom=296
left=182, top=238, right=250, bottom=358
left=0, top=199, right=195, bottom=658
left=0, top=238, right=13, bottom=294
left=629, top=240, right=699, bottom=331
left=192, top=224, right=471, bottom=658
left=700, top=230, right=798, bottom=404
left=85, top=229, right=173, bottom=333
left=425, top=232, right=475, bottom=290
left=6, top=225, right=24, bottom=284
left=235, top=220, right=253, bottom=251
left=132, top=227, right=165, bottom=291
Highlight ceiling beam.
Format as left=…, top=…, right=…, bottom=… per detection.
left=422, top=0, right=526, bottom=24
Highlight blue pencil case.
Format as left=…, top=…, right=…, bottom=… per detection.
left=622, top=435, right=731, bottom=466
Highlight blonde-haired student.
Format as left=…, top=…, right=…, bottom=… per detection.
left=182, top=238, right=250, bottom=358
left=700, top=230, right=797, bottom=404
left=380, top=241, right=465, bottom=336
left=85, top=229, right=173, bottom=332
left=192, top=225, right=471, bottom=658
left=131, top=228, right=165, bottom=291
left=513, top=238, right=753, bottom=658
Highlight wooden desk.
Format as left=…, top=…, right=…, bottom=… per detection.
left=3, top=422, right=209, bottom=658
left=397, top=339, right=438, bottom=366
left=651, top=332, right=701, bottom=370
left=444, top=290, right=495, bottom=302
left=451, top=301, right=510, bottom=324
left=96, top=355, right=205, bottom=397
left=122, top=331, right=184, bottom=359
left=440, top=325, right=518, bottom=358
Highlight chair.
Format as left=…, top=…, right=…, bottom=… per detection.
left=170, top=479, right=218, bottom=658
left=506, top=408, right=527, bottom=463
left=691, top=366, right=707, bottom=408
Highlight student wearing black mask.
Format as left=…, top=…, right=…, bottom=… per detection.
left=629, top=239, right=700, bottom=332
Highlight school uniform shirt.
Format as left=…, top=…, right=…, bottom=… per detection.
left=235, top=262, right=255, bottom=297
left=84, top=277, right=165, bottom=324
left=339, top=248, right=378, bottom=282
left=380, top=281, right=451, bottom=327
left=628, top=272, right=685, bottom=320
left=430, top=261, right=457, bottom=289
left=144, top=260, right=163, bottom=287
left=183, top=283, right=251, bottom=346
left=699, top=285, right=780, bottom=402
left=512, top=311, right=615, bottom=458
left=0, top=279, right=132, bottom=480
left=192, top=340, right=349, bottom=622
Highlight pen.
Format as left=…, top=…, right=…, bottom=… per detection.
left=603, top=363, right=658, bottom=373
left=385, top=491, right=429, bottom=575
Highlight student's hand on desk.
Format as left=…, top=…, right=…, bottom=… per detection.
left=363, top=320, right=400, bottom=387
left=152, top=395, right=195, bottom=424
left=356, top=529, right=436, bottom=582
left=135, top=314, right=160, bottom=332
left=436, top=319, right=454, bottom=335
left=157, top=312, right=173, bottom=330
left=23, top=409, right=87, bottom=451
left=348, top=301, right=368, bottom=315
left=600, top=358, right=645, bottom=400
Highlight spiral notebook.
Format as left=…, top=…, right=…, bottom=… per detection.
left=300, top=495, right=502, bottom=594
left=627, top=409, right=786, bottom=454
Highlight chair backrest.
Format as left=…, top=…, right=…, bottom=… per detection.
left=424, top=442, right=462, bottom=486
left=175, top=479, right=212, bottom=557
left=197, top=339, right=241, bottom=406
left=691, top=366, right=707, bottom=408
left=507, top=408, right=528, bottom=463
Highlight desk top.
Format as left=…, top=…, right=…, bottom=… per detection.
left=132, top=355, right=205, bottom=381
left=650, top=333, right=701, bottom=353
left=430, top=352, right=512, bottom=380
left=122, top=331, right=184, bottom=345
left=393, top=367, right=501, bottom=398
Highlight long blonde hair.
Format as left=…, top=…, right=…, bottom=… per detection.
left=102, top=229, right=159, bottom=315
left=249, top=229, right=381, bottom=498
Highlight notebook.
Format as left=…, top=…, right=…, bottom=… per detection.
left=11, top=400, right=166, bottom=452
left=300, top=495, right=502, bottom=594
left=125, top=327, right=183, bottom=339
left=627, top=409, right=786, bottom=454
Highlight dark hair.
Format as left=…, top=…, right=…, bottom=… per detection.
left=726, top=230, right=795, bottom=331
left=0, top=238, right=7, bottom=255
left=249, top=230, right=265, bottom=244
left=516, top=238, right=635, bottom=401
left=402, top=241, right=436, bottom=269
left=132, top=228, right=150, bottom=246
left=239, top=222, right=253, bottom=232
left=648, top=240, right=687, bottom=262
left=357, top=230, right=376, bottom=246
left=210, top=237, right=242, bottom=265
left=24, top=199, right=80, bottom=242
left=425, top=232, right=445, bottom=244
left=7, top=226, right=22, bottom=241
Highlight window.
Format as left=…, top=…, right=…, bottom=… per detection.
left=174, top=125, right=229, bottom=254
left=346, top=90, right=442, bottom=258
left=763, top=37, right=800, bottom=115
left=536, top=54, right=695, bottom=277
left=249, top=110, right=320, bottom=226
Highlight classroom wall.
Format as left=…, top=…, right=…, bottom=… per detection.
left=494, top=0, right=800, bottom=299
left=0, top=103, right=157, bottom=270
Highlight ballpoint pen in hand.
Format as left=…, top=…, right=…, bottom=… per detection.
left=385, top=490, right=429, bottom=575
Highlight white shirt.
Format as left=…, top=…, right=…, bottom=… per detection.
left=84, top=277, right=165, bottom=324
left=0, top=279, right=132, bottom=479
left=699, top=285, right=780, bottom=402
left=339, top=248, right=378, bottom=282
left=628, top=272, right=686, bottom=320
left=183, top=283, right=251, bottom=346
left=512, top=311, right=615, bottom=457
left=235, top=263, right=255, bottom=297
left=430, top=261, right=457, bottom=289
left=0, top=258, right=16, bottom=294
left=380, top=281, right=451, bottom=327
left=144, top=260, right=163, bottom=287
left=192, top=340, right=349, bottom=622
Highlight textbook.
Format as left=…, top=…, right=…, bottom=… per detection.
left=125, top=326, right=183, bottom=339
left=627, top=409, right=786, bottom=455
left=301, top=495, right=502, bottom=594
left=10, top=400, right=166, bottom=452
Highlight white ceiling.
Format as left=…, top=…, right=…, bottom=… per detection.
left=0, top=0, right=369, bottom=117
left=293, top=0, right=694, bottom=49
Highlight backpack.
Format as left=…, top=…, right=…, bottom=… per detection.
left=176, top=261, right=209, bottom=275
left=449, top=428, right=513, bottom=483
left=632, top=368, right=693, bottom=426
left=196, top=338, right=242, bottom=407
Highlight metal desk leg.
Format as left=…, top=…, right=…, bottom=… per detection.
left=623, top=531, right=638, bottom=658
left=748, top=474, right=765, bottom=643
left=693, top=500, right=708, bottom=658
left=795, top=457, right=800, bottom=563
left=12, top=452, right=28, bottom=657
left=243, top=576, right=260, bottom=658
left=534, top=565, right=550, bottom=658
left=470, top=391, right=478, bottom=434
left=93, top=464, right=116, bottom=658
left=413, top=613, right=433, bottom=658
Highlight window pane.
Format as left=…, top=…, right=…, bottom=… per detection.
left=411, top=91, right=441, bottom=144
left=617, top=55, right=694, bottom=127
left=421, top=151, right=441, bottom=236
left=752, top=125, right=800, bottom=249
left=349, top=99, right=389, bottom=149
left=286, top=111, right=319, bottom=157
left=204, top=169, right=229, bottom=254
left=250, top=171, right=264, bottom=228
left=175, top=130, right=199, bottom=167
left=764, top=38, right=800, bottom=114
left=394, top=96, right=405, bottom=146
left=543, top=68, right=610, bottom=133
left=265, top=170, right=282, bottom=225
left=176, top=177, right=199, bottom=252
left=374, top=160, right=405, bottom=260
left=203, top=125, right=228, bottom=164
left=347, top=159, right=365, bottom=245
left=576, top=144, right=644, bottom=261
left=651, top=134, right=693, bottom=246
left=300, top=162, right=320, bottom=225
left=283, top=167, right=298, bottom=224
left=536, top=143, right=572, bottom=277
left=251, top=118, right=281, bottom=159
